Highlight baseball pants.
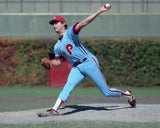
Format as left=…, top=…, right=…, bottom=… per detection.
left=58, top=54, right=122, bottom=102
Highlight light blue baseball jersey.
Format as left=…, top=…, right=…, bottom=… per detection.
left=54, top=23, right=90, bottom=64
left=53, top=23, right=123, bottom=102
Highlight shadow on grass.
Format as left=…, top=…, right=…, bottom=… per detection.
left=60, top=105, right=131, bottom=116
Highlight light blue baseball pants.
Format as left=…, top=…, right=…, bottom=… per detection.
left=58, top=54, right=123, bottom=102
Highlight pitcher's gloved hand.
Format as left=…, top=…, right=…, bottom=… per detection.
left=41, top=58, right=52, bottom=70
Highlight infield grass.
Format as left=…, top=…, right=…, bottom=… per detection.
left=0, top=87, right=160, bottom=128
left=0, top=86, right=159, bottom=112
left=0, top=86, right=160, bottom=97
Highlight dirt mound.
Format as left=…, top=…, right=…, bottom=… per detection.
left=0, top=103, right=160, bottom=124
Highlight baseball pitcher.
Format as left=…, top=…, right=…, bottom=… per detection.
left=40, top=4, right=136, bottom=116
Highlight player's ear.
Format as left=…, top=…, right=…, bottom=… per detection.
left=65, top=24, right=68, bottom=29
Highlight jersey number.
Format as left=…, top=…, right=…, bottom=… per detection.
left=66, top=44, right=73, bottom=55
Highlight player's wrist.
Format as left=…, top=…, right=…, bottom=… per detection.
left=97, top=9, right=102, bottom=14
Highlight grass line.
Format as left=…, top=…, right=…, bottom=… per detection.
left=0, top=86, right=160, bottom=97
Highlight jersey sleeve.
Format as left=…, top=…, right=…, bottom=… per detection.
left=73, top=22, right=81, bottom=34
left=66, top=23, right=81, bottom=38
left=54, top=43, right=60, bottom=59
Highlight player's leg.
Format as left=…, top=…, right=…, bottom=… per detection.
left=78, top=56, right=121, bottom=97
left=90, top=56, right=135, bottom=98
left=80, top=55, right=136, bottom=107
left=51, top=66, right=86, bottom=113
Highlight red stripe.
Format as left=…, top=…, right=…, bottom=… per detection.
left=56, top=99, right=64, bottom=111
left=77, top=41, right=88, bottom=55
left=91, top=57, right=123, bottom=94
left=121, top=91, right=132, bottom=96
left=54, top=56, right=60, bottom=59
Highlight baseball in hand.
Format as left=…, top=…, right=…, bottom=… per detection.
left=104, top=3, right=111, bottom=8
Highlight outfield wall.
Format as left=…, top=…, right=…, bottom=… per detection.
left=0, top=14, right=160, bottom=38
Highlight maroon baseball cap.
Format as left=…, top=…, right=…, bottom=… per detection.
left=49, top=16, right=66, bottom=25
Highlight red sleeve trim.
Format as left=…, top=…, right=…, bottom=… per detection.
left=73, top=22, right=81, bottom=34
left=54, top=56, right=60, bottom=60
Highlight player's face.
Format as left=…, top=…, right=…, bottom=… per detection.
left=53, top=22, right=64, bottom=34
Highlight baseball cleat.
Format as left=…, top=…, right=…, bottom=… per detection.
left=125, top=90, right=136, bottom=108
left=37, top=109, right=59, bottom=117
left=46, top=108, right=59, bottom=116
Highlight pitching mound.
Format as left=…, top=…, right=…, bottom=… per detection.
left=0, top=103, right=160, bottom=124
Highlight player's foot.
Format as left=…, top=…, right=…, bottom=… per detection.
left=46, top=108, right=59, bottom=116
left=37, top=109, right=59, bottom=117
left=125, top=90, right=136, bottom=108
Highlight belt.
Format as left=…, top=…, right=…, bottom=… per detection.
left=75, top=57, right=87, bottom=65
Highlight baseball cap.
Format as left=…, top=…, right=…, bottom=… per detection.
left=49, top=16, right=66, bottom=25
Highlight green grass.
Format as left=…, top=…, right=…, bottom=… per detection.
left=0, top=86, right=62, bottom=97
left=0, top=121, right=160, bottom=128
left=0, top=86, right=159, bottom=112
left=0, top=86, right=160, bottom=98
left=0, top=102, right=54, bottom=112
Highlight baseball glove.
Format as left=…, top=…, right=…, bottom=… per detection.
left=41, top=58, right=52, bottom=70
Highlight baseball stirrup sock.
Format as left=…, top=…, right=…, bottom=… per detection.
left=53, top=98, right=64, bottom=111
left=121, top=91, right=132, bottom=99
